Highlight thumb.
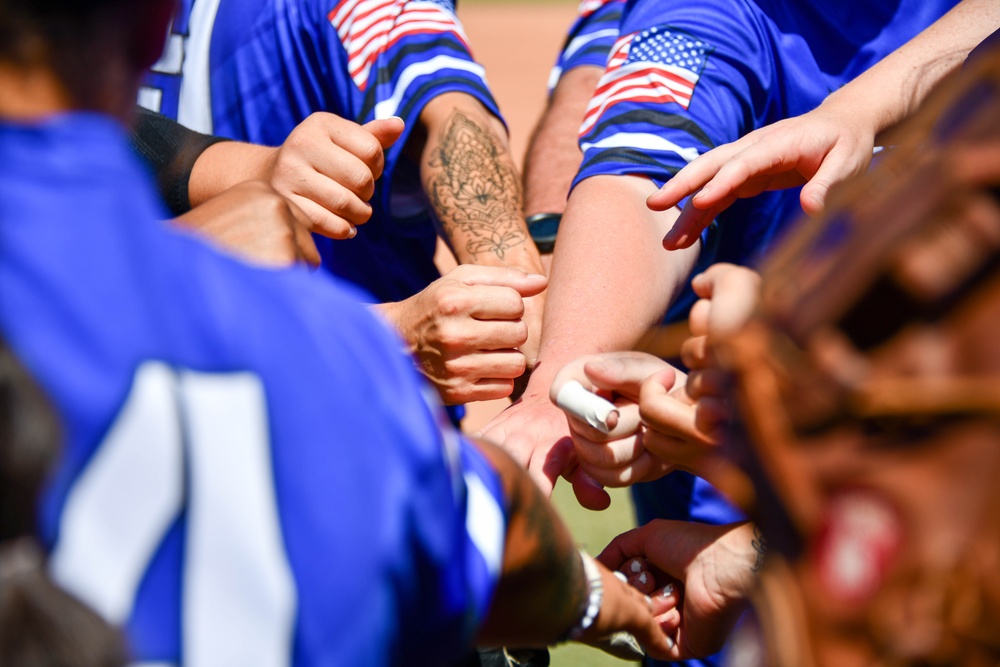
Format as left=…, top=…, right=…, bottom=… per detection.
left=364, top=116, right=406, bottom=149
left=584, top=354, right=675, bottom=401
left=800, top=144, right=863, bottom=216
left=459, top=265, right=548, bottom=297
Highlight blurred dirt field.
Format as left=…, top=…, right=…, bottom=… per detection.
left=453, top=3, right=640, bottom=665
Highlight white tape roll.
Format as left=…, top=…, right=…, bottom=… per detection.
left=555, top=380, right=617, bottom=433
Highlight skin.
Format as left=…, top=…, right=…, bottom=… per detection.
left=478, top=175, right=699, bottom=509
left=474, top=437, right=675, bottom=657
left=0, top=5, right=674, bottom=655
left=599, top=520, right=760, bottom=659
left=649, top=0, right=1000, bottom=249
left=188, top=113, right=406, bottom=240
left=174, top=180, right=321, bottom=268
left=522, top=66, right=604, bottom=218
left=419, top=93, right=547, bottom=369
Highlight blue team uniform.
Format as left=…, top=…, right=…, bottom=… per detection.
left=548, top=0, right=627, bottom=93
left=0, top=112, right=506, bottom=667
left=141, top=0, right=502, bottom=306
left=567, top=0, right=958, bottom=664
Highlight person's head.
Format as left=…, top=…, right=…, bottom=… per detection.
left=0, top=0, right=176, bottom=117
left=719, top=54, right=1000, bottom=665
left=0, top=339, right=127, bottom=667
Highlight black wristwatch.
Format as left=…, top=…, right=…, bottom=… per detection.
left=525, top=213, right=561, bottom=254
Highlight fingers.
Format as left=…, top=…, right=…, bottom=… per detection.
left=284, top=199, right=323, bottom=267
left=452, top=264, right=548, bottom=297
left=363, top=116, right=405, bottom=150
left=579, top=451, right=673, bottom=488
left=689, top=264, right=762, bottom=337
left=289, top=192, right=366, bottom=240
left=271, top=113, right=405, bottom=239
left=565, top=464, right=612, bottom=511
left=581, top=353, right=674, bottom=401
left=646, top=143, right=741, bottom=212
left=799, top=141, right=867, bottom=216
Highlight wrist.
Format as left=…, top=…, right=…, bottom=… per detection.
left=566, top=550, right=604, bottom=641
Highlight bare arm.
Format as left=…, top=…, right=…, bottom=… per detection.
left=650, top=0, right=1000, bottom=241
left=472, top=436, right=674, bottom=658
left=419, top=92, right=546, bottom=366
left=522, top=66, right=603, bottom=218
left=188, top=114, right=404, bottom=239
left=479, top=175, right=700, bottom=508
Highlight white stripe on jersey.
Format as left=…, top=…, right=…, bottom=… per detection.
left=51, top=363, right=185, bottom=624
left=562, top=28, right=620, bottom=63
left=374, top=54, right=487, bottom=119
left=463, top=472, right=505, bottom=578
left=178, top=0, right=224, bottom=134
left=180, top=371, right=296, bottom=667
left=581, top=132, right=701, bottom=163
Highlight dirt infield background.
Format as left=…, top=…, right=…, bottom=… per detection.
left=452, top=3, right=640, bottom=665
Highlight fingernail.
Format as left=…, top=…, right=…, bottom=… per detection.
left=348, top=226, right=357, bottom=239
left=665, top=635, right=676, bottom=649
left=661, top=583, right=674, bottom=598
left=390, top=115, right=405, bottom=124
left=614, top=571, right=628, bottom=583
left=645, top=595, right=652, bottom=607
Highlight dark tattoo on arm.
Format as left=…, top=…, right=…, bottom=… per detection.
left=751, top=524, right=767, bottom=573
left=424, top=111, right=527, bottom=261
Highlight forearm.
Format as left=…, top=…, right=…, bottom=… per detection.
left=825, top=0, right=1000, bottom=138
left=471, top=437, right=586, bottom=645
left=523, top=66, right=603, bottom=217
left=420, top=92, right=544, bottom=275
left=188, top=140, right=276, bottom=208
left=128, top=107, right=234, bottom=215
left=524, top=176, right=699, bottom=399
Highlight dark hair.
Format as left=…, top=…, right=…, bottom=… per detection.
left=0, top=0, right=152, bottom=111
left=0, top=340, right=127, bottom=667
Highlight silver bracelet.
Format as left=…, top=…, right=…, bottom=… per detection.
left=569, top=549, right=604, bottom=641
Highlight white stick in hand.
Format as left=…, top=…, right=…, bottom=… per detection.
left=555, top=380, right=618, bottom=434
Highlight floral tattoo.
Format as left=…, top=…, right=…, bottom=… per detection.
left=425, top=111, right=527, bottom=260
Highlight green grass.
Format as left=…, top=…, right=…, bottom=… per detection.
left=549, top=483, right=639, bottom=667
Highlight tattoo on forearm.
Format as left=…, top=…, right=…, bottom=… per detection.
left=425, top=111, right=526, bottom=260
left=751, top=524, right=767, bottom=573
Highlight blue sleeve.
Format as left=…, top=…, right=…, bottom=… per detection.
left=322, top=0, right=503, bottom=217
left=573, top=0, right=774, bottom=190
left=549, top=0, right=627, bottom=93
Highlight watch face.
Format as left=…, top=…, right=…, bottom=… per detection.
left=529, top=216, right=560, bottom=239
left=528, top=214, right=560, bottom=253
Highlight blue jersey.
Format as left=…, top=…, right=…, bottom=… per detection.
left=576, top=0, right=958, bottom=322
left=549, top=0, right=627, bottom=92
left=141, top=0, right=501, bottom=305
left=570, top=2, right=957, bottom=665
left=0, top=112, right=505, bottom=667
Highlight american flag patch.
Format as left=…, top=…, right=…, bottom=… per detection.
left=581, top=26, right=711, bottom=135
left=328, top=0, right=470, bottom=91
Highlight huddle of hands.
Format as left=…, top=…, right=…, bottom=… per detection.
left=172, top=104, right=855, bottom=658
left=543, top=264, right=761, bottom=660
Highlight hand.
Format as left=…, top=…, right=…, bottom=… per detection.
left=679, top=263, right=762, bottom=435
left=549, top=352, right=679, bottom=492
left=648, top=103, right=875, bottom=249
left=475, top=393, right=600, bottom=503
left=599, top=520, right=759, bottom=659
left=265, top=113, right=405, bottom=239
left=378, top=265, right=547, bottom=405
left=579, top=558, right=679, bottom=661
left=174, top=180, right=320, bottom=267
